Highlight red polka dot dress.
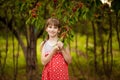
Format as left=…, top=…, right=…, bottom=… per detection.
left=41, top=41, right=69, bottom=80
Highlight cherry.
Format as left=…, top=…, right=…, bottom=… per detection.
left=32, top=13, right=37, bottom=18
left=36, top=2, right=41, bottom=7
left=53, top=0, right=57, bottom=3
left=72, top=7, right=77, bottom=12
left=79, top=2, right=83, bottom=9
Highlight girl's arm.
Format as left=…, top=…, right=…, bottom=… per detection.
left=40, top=42, right=59, bottom=65
left=57, top=41, right=72, bottom=64
left=61, top=46, right=72, bottom=64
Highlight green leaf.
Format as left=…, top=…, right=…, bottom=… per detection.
left=20, top=3, right=25, bottom=11
left=63, top=16, right=67, bottom=23
left=31, top=18, right=36, bottom=25
left=26, top=17, right=31, bottom=25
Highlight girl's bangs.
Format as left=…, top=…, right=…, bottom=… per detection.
left=47, top=18, right=60, bottom=28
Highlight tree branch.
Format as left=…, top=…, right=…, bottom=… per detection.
left=0, top=16, right=27, bottom=56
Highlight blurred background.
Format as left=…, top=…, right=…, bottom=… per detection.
left=0, top=0, right=120, bottom=80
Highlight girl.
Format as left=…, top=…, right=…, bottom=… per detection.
left=40, top=18, right=72, bottom=80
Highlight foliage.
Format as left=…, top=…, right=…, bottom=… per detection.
left=111, top=0, right=120, bottom=13
left=25, top=1, right=45, bottom=29
left=0, top=0, right=120, bottom=80
left=19, top=0, right=103, bottom=45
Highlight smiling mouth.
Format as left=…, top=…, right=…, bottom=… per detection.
left=50, top=32, right=56, bottom=34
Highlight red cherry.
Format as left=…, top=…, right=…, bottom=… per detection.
left=53, top=0, right=57, bottom=3
left=31, top=8, right=37, bottom=13
left=64, top=26, right=69, bottom=32
left=36, top=2, right=41, bottom=7
left=79, top=2, right=83, bottom=9
left=61, top=32, right=67, bottom=39
left=32, top=13, right=37, bottom=18
left=72, top=7, right=77, bottom=12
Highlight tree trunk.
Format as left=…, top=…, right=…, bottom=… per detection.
left=25, top=26, right=37, bottom=80
left=0, top=11, right=40, bottom=80
left=96, top=21, right=106, bottom=79
left=115, top=12, right=120, bottom=50
left=108, top=12, right=113, bottom=80
left=105, top=12, right=113, bottom=80
left=91, top=21, right=97, bottom=80
left=1, top=25, right=8, bottom=78
left=6, top=19, right=38, bottom=80
left=86, top=32, right=90, bottom=80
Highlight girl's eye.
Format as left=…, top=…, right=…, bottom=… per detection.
left=48, top=25, right=58, bottom=29
left=48, top=26, right=52, bottom=28
left=54, top=26, right=58, bottom=29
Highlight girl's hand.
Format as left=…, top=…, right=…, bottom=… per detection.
left=57, top=41, right=64, bottom=50
left=52, top=45, right=59, bottom=53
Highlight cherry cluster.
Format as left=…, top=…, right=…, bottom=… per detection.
left=60, top=26, right=71, bottom=41
left=31, top=2, right=41, bottom=18
left=72, top=2, right=83, bottom=12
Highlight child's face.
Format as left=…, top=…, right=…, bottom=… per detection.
left=46, top=24, right=60, bottom=38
